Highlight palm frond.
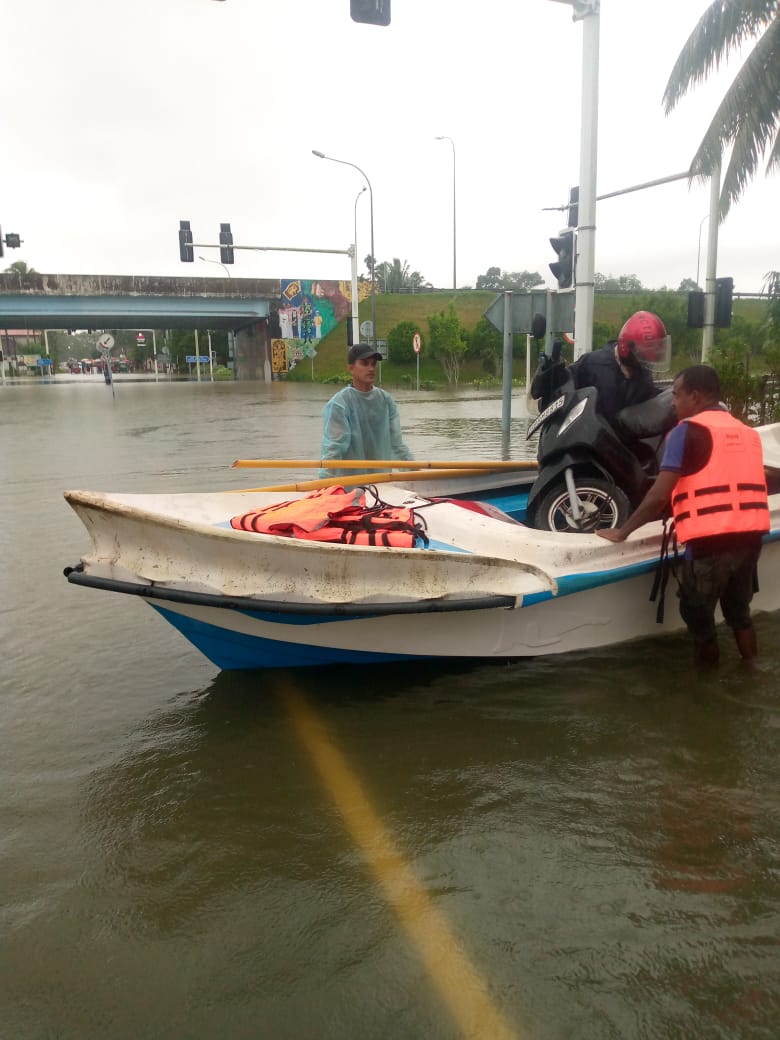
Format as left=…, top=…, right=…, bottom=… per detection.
left=676, top=10, right=780, bottom=218
left=663, top=0, right=777, bottom=113
left=763, top=271, right=780, bottom=297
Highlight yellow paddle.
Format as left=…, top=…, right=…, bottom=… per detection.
left=232, top=457, right=538, bottom=471
left=229, top=466, right=532, bottom=494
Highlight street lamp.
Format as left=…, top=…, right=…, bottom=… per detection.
left=353, top=186, right=367, bottom=344
left=313, top=149, right=376, bottom=345
left=199, top=254, right=231, bottom=279
left=435, top=135, right=456, bottom=291
left=354, top=185, right=367, bottom=259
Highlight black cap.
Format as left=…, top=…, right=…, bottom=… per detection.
left=348, top=343, right=382, bottom=364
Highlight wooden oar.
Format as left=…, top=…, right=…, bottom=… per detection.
left=232, top=457, right=538, bottom=471
left=228, top=466, right=531, bottom=494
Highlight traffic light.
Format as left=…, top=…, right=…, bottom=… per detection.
left=219, top=222, right=234, bottom=265
left=5, top=233, right=21, bottom=249
left=567, top=186, right=579, bottom=228
left=179, top=220, right=194, bottom=262
left=715, top=276, right=734, bottom=328
left=687, top=291, right=705, bottom=328
left=550, top=230, right=575, bottom=289
left=350, top=0, right=390, bottom=25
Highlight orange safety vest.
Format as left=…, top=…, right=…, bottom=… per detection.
left=671, top=410, right=769, bottom=543
left=231, top=485, right=428, bottom=548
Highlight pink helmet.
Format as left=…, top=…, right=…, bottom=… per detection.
left=617, top=311, right=671, bottom=369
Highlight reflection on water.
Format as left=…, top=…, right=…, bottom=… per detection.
left=1, top=382, right=779, bottom=1040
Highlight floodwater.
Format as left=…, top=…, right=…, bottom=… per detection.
left=1, top=377, right=779, bottom=1040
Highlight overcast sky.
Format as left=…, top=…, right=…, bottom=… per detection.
left=3, top=0, right=777, bottom=294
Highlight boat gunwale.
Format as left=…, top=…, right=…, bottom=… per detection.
left=63, top=565, right=519, bottom=616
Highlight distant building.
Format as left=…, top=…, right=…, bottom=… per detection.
left=0, top=329, right=42, bottom=358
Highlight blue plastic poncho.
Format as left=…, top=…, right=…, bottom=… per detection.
left=319, top=385, right=412, bottom=478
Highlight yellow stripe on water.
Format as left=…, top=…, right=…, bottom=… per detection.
left=280, top=679, right=522, bottom=1040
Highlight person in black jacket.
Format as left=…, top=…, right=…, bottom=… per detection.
left=532, top=311, right=669, bottom=426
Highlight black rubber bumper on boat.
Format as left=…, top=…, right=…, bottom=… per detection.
left=64, top=564, right=517, bottom=617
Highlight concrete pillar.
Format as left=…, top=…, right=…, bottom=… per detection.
left=234, top=320, right=271, bottom=381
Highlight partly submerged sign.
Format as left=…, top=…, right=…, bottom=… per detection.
left=485, top=290, right=575, bottom=335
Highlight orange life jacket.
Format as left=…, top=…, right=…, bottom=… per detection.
left=671, top=410, right=769, bottom=543
left=230, top=485, right=428, bottom=548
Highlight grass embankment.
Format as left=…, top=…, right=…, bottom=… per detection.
left=294, top=290, right=770, bottom=388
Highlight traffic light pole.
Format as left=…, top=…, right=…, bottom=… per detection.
left=572, top=4, right=599, bottom=359
left=701, top=161, right=721, bottom=363
left=193, top=239, right=360, bottom=372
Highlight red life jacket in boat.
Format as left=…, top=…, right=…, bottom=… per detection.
left=230, top=485, right=429, bottom=548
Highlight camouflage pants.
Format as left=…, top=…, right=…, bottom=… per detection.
left=677, top=545, right=762, bottom=643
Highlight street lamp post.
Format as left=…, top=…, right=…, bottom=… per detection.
left=435, top=135, right=456, bottom=291
left=313, top=149, right=376, bottom=346
left=199, top=254, right=231, bottom=279
left=354, top=186, right=367, bottom=346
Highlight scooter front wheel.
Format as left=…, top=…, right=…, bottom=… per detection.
left=532, top=478, right=631, bottom=533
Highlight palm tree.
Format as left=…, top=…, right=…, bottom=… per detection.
left=374, top=258, right=427, bottom=292
left=663, top=0, right=779, bottom=221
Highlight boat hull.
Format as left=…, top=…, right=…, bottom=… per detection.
left=64, top=428, right=780, bottom=670
left=103, top=543, right=780, bottom=669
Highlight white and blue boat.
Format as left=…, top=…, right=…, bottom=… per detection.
left=64, top=424, right=780, bottom=670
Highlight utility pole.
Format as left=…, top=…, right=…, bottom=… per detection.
left=572, top=1, right=600, bottom=359
left=701, top=162, right=721, bottom=363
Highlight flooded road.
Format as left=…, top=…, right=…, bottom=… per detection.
left=2, top=378, right=779, bottom=1039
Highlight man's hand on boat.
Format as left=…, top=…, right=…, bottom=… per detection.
left=596, top=527, right=626, bottom=543
left=595, top=471, right=678, bottom=544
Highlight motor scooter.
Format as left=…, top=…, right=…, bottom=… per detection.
left=525, top=343, right=675, bottom=532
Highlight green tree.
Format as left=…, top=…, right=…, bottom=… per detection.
left=663, top=1, right=780, bottom=221
left=475, top=267, right=544, bottom=291
left=468, top=315, right=504, bottom=375
left=427, top=304, right=468, bottom=386
left=4, top=260, right=38, bottom=278
left=594, top=272, right=644, bottom=292
left=374, top=257, right=428, bottom=292
left=475, top=266, right=503, bottom=291
left=678, top=277, right=700, bottom=292
left=503, top=270, right=545, bottom=292
left=386, top=320, right=421, bottom=364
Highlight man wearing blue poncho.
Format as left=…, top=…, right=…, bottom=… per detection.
left=319, top=343, right=413, bottom=478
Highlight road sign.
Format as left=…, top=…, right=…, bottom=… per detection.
left=360, top=320, right=374, bottom=339
left=484, top=290, right=575, bottom=335
left=98, top=333, right=115, bottom=351
left=185, top=355, right=210, bottom=363
left=412, top=332, right=421, bottom=354
left=136, top=332, right=146, bottom=344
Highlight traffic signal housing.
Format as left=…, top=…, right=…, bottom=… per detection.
left=687, top=291, right=705, bottom=328
left=179, top=220, right=194, bottom=262
left=350, top=0, right=390, bottom=25
left=219, top=222, right=234, bottom=265
left=715, top=277, right=733, bottom=328
left=687, top=279, right=733, bottom=328
left=550, top=230, right=575, bottom=290
left=567, top=186, right=579, bottom=228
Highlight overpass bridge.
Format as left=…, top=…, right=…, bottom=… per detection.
left=0, top=272, right=281, bottom=379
